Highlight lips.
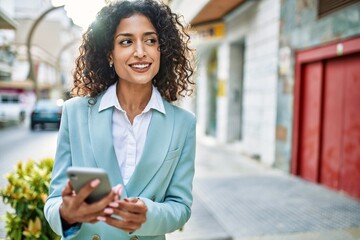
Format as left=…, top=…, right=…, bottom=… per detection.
left=129, top=62, right=151, bottom=72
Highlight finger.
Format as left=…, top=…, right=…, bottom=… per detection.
left=112, top=184, right=123, bottom=201
left=118, top=199, right=147, bottom=214
left=124, top=197, right=138, bottom=203
left=67, top=179, right=74, bottom=191
left=75, top=207, right=107, bottom=224
left=62, top=180, right=73, bottom=196
left=76, top=178, right=101, bottom=203
left=85, top=209, right=106, bottom=221
left=88, top=190, right=116, bottom=213
left=112, top=184, right=123, bottom=195
left=111, top=208, right=146, bottom=224
left=108, top=201, right=119, bottom=208
left=101, top=216, right=142, bottom=232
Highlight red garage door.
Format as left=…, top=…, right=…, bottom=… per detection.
left=292, top=37, right=360, bottom=201
left=297, top=62, right=323, bottom=183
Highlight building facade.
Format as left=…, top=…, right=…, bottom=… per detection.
left=172, top=0, right=281, bottom=166
left=0, top=0, right=81, bottom=122
left=13, top=0, right=81, bottom=100
left=277, top=0, right=360, bottom=200
left=0, top=0, right=17, bottom=82
left=171, top=0, right=360, bottom=200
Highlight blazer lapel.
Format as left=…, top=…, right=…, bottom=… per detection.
left=125, top=101, right=174, bottom=196
left=88, top=96, right=125, bottom=194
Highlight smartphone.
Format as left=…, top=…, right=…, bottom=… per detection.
left=67, top=167, right=112, bottom=204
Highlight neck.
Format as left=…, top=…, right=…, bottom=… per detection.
left=116, top=82, right=152, bottom=123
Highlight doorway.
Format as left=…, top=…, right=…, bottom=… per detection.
left=292, top=37, right=360, bottom=201
left=228, top=41, right=245, bottom=141
left=205, top=49, right=218, bottom=137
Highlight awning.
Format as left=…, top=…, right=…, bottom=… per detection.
left=0, top=9, right=17, bottom=29
left=191, top=0, right=246, bottom=26
left=0, top=80, right=34, bottom=90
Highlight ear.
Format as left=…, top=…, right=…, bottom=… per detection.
left=107, top=53, right=113, bottom=64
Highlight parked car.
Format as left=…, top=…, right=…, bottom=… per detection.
left=30, top=99, right=63, bottom=130
left=0, top=92, right=26, bottom=125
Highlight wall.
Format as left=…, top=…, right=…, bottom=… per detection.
left=224, top=0, right=281, bottom=165
left=0, top=0, right=15, bottom=16
left=172, top=0, right=281, bottom=166
left=275, top=0, right=360, bottom=171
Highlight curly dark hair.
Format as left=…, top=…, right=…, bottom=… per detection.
left=71, top=0, right=195, bottom=102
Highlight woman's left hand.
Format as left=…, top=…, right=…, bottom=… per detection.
left=99, top=197, right=148, bottom=232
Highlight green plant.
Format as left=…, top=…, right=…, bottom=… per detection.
left=0, top=158, right=60, bottom=240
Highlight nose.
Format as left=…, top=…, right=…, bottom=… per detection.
left=134, top=42, right=146, bottom=58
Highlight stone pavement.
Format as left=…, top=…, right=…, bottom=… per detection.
left=167, top=138, right=360, bottom=240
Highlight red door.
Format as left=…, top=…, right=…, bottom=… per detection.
left=341, top=53, right=360, bottom=199
left=293, top=37, right=360, bottom=201
left=320, top=57, right=345, bottom=189
left=298, top=62, right=323, bottom=182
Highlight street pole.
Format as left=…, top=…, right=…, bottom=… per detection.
left=26, top=5, right=64, bottom=99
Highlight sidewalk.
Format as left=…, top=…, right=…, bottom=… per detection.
left=167, top=139, right=360, bottom=240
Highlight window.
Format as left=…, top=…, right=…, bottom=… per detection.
left=318, top=0, right=360, bottom=17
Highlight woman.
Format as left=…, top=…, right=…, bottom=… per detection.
left=44, top=0, right=196, bottom=239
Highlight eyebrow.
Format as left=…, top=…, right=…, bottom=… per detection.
left=115, top=31, right=158, bottom=39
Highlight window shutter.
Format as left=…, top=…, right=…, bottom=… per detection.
left=318, top=0, right=360, bottom=17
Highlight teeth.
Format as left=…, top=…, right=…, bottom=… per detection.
left=131, top=64, right=149, bottom=69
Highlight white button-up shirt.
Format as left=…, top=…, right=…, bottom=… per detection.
left=99, top=83, right=165, bottom=185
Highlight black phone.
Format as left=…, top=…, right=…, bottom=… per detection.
left=67, top=167, right=112, bottom=203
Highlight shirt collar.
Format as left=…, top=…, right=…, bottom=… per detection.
left=99, top=83, right=165, bottom=114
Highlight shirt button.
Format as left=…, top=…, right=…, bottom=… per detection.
left=91, top=234, right=101, bottom=240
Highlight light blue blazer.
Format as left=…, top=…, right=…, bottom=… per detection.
left=44, top=94, right=196, bottom=240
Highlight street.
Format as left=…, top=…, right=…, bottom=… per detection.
left=0, top=123, right=58, bottom=185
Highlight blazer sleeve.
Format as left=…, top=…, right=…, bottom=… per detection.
left=133, top=115, right=196, bottom=236
left=44, top=102, right=81, bottom=238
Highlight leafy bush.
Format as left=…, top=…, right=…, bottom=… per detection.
left=0, top=158, right=60, bottom=240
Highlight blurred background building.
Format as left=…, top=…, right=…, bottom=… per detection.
left=0, top=0, right=81, bottom=121
left=171, top=0, right=360, bottom=201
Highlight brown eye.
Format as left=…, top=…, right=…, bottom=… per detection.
left=120, top=39, right=132, bottom=46
left=145, top=38, right=157, bottom=45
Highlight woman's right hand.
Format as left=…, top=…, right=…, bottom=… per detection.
left=59, top=179, right=117, bottom=226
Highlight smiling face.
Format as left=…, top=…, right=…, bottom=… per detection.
left=109, top=14, right=160, bottom=87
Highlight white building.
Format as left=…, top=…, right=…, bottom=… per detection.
left=0, top=0, right=17, bottom=81
left=171, top=0, right=281, bottom=166
left=12, top=0, right=82, bottom=100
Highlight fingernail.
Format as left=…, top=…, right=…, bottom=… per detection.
left=118, top=185, right=123, bottom=195
left=104, top=208, right=113, bottom=214
left=109, top=202, right=119, bottom=208
left=90, top=179, right=100, bottom=188
left=97, top=216, right=106, bottom=222
left=112, top=184, right=123, bottom=195
left=124, top=198, right=129, bottom=202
